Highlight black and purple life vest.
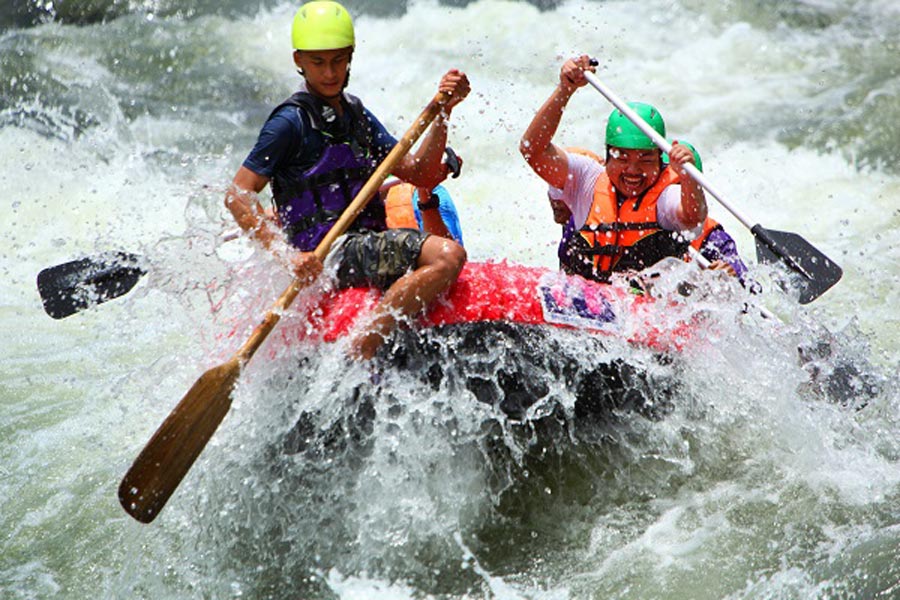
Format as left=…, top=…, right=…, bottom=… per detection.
left=271, top=91, right=387, bottom=251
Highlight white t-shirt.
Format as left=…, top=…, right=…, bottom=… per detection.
left=552, top=153, right=694, bottom=232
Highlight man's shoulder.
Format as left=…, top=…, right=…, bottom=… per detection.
left=564, top=153, right=605, bottom=201
left=567, top=152, right=605, bottom=179
left=257, top=103, right=315, bottom=151
left=242, top=103, right=313, bottom=176
left=358, top=103, right=387, bottom=131
left=353, top=100, right=397, bottom=151
left=267, top=104, right=306, bottom=132
left=344, top=90, right=366, bottom=108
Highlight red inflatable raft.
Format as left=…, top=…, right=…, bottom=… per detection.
left=275, top=260, right=695, bottom=353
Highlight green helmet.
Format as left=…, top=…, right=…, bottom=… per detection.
left=605, top=102, right=665, bottom=150
left=292, top=1, right=355, bottom=51
left=662, top=140, right=703, bottom=172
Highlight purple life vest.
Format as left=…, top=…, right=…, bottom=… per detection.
left=558, top=217, right=588, bottom=274
left=271, top=91, right=387, bottom=251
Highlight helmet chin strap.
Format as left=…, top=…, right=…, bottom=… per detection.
left=343, top=51, right=353, bottom=90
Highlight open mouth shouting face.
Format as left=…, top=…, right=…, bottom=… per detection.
left=605, top=146, right=662, bottom=198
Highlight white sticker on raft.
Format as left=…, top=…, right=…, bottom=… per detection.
left=537, top=271, right=621, bottom=332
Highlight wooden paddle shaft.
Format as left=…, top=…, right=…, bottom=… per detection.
left=119, top=90, right=451, bottom=523
left=234, top=91, right=450, bottom=365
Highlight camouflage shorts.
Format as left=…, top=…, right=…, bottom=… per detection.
left=328, top=228, right=428, bottom=290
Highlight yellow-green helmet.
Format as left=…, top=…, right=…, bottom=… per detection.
left=292, top=1, right=355, bottom=51
left=605, top=102, right=665, bottom=150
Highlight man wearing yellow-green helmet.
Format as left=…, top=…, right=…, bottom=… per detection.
left=521, top=55, right=707, bottom=283
left=225, top=1, right=470, bottom=359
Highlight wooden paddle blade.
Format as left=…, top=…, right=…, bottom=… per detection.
left=752, top=225, right=843, bottom=304
left=37, top=252, right=146, bottom=319
left=118, top=358, right=242, bottom=523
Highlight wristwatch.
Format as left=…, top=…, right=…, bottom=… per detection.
left=417, top=192, right=441, bottom=211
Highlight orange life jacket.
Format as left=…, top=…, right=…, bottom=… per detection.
left=577, top=166, right=686, bottom=278
left=384, top=183, right=419, bottom=230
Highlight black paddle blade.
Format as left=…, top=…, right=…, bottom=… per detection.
left=37, top=252, right=146, bottom=319
left=752, top=225, right=842, bottom=304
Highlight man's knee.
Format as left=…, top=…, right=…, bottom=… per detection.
left=444, top=240, right=467, bottom=275
left=420, top=236, right=467, bottom=277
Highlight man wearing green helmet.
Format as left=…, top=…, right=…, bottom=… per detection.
left=520, top=55, right=707, bottom=282
left=224, top=1, right=470, bottom=359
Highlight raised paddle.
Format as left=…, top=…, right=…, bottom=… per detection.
left=36, top=252, right=146, bottom=319
left=582, top=68, right=843, bottom=304
left=118, top=91, right=451, bottom=523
